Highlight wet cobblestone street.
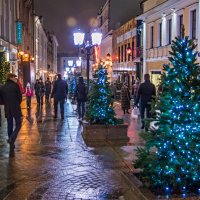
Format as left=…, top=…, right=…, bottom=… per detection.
left=0, top=99, right=144, bottom=200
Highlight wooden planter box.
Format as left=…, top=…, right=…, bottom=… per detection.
left=82, top=123, right=129, bottom=142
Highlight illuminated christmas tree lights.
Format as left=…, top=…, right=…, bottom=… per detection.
left=86, top=62, right=116, bottom=125
left=134, top=36, right=200, bottom=195
left=0, top=52, right=10, bottom=84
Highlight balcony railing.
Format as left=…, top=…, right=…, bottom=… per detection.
left=146, top=39, right=198, bottom=60
left=146, top=45, right=172, bottom=60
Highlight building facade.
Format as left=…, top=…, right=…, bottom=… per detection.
left=34, top=16, right=47, bottom=81
left=51, top=35, right=58, bottom=74
left=18, top=0, right=34, bottom=86
left=112, top=18, right=143, bottom=86
left=0, top=0, right=35, bottom=87
left=97, top=0, right=142, bottom=84
left=47, top=32, right=58, bottom=79
left=0, top=0, right=19, bottom=77
left=137, top=0, right=199, bottom=87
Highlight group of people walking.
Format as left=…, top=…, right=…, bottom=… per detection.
left=0, top=73, right=88, bottom=150
left=119, top=73, right=156, bottom=130
left=0, top=71, right=154, bottom=151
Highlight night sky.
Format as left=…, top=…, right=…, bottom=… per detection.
left=34, top=0, right=141, bottom=53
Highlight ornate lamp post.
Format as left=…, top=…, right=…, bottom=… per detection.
left=73, top=31, right=102, bottom=87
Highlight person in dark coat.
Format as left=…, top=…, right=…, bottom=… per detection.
left=75, top=76, right=87, bottom=120
left=120, top=82, right=131, bottom=114
left=45, top=77, right=51, bottom=104
left=34, top=78, right=45, bottom=106
left=51, top=74, right=68, bottom=119
left=0, top=73, right=22, bottom=149
left=135, top=74, right=156, bottom=129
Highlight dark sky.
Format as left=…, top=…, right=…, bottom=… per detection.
left=34, top=0, right=141, bottom=53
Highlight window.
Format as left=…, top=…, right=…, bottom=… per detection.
left=179, top=15, right=184, bottom=38
left=121, top=45, right=123, bottom=62
left=168, top=19, right=172, bottom=44
left=118, top=46, right=120, bottom=63
left=191, top=10, right=196, bottom=39
left=127, top=43, right=131, bottom=61
left=150, top=26, right=154, bottom=48
left=132, top=41, right=135, bottom=59
left=158, top=23, right=162, bottom=46
left=100, top=16, right=103, bottom=26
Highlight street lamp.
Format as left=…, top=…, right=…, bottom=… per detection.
left=73, top=30, right=102, bottom=87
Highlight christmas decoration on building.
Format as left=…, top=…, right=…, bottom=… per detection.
left=0, top=52, right=10, bottom=84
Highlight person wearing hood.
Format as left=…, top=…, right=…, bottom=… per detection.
left=25, top=82, right=33, bottom=109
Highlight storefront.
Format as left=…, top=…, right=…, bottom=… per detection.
left=147, top=61, right=167, bottom=88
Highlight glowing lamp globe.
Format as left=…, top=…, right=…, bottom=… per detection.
left=91, top=32, right=102, bottom=46
left=73, top=32, right=85, bottom=45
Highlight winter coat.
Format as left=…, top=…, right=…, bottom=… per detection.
left=75, top=83, right=87, bottom=102
left=25, top=87, right=33, bottom=97
left=0, top=80, right=22, bottom=118
left=121, top=86, right=130, bottom=110
left=51, top=79, right=68, bottom=101
left=45, top=80, right=52, bottom=95
left=34, top=82, right=45, bottom=96
left=135, top=80, right=156, bottom=105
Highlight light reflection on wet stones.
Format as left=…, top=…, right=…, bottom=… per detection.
left=0, top=100, right=134, bottom=200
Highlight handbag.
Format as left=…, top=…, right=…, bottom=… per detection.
left=131, top=107, right=140, bottom=119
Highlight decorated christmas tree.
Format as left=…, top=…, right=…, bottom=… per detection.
left=134, top=36, right=200, bottom=195
left=0, top=52, right=10, bottom=84
left=86, top=62, right=116, bottom=125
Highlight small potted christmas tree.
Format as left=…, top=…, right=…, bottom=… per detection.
left=83, top=62, right=128, bottom=142
left=134, top=36, right=200, bottom=197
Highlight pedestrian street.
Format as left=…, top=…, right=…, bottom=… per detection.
left=0, top=98, right=145, bottom=200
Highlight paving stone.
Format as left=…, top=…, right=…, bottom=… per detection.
left=0, top=98, right=145, bottom=200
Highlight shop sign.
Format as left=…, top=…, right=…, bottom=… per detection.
left=16, top=21, right=22, bottom=45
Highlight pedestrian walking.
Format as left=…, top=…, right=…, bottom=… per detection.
left=75, top=76, right=87, bottom=121
left=120, top=82, right=131, bottom=114
left=132, top=79, right=140, bottom=104
left=45, top=77, right=51, bottom=104
left=51, top=74, right=68, bottom=120
left=25, top=82, right=33, bottom=109
left=34, top=78, right=45, bottom=106
left=0, top=73, right=22, bottom=150
left=135, top=74, right=156, bottom=129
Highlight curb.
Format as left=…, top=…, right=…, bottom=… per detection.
left=119, top=171, right=150, bottom=200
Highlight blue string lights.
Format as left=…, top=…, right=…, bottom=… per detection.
left=86, top=62, right=116, bottom=125
left=134, top=36, right=200, bottom=197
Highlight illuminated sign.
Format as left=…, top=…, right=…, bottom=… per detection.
left=16, top=21, right=22, bottom=45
